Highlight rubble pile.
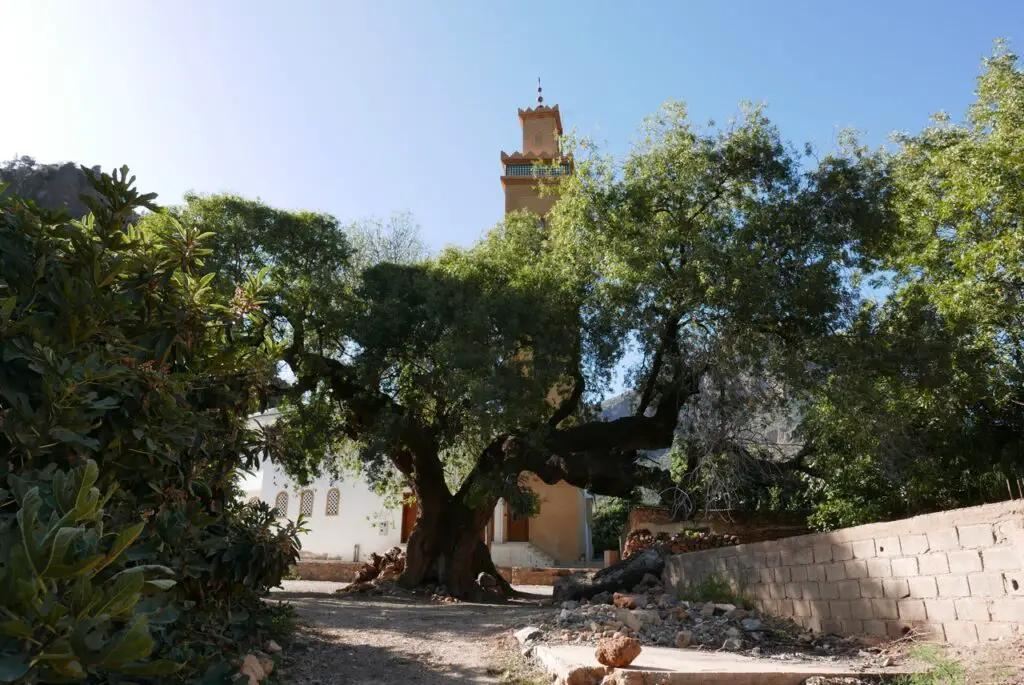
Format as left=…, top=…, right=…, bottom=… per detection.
left=352, top=546, right=406, bottom=583
left=528, top=573, right=884, bottom=663
left=622, top=527, right=740, bottom=560
left=341, top=547, right=415, bottom=596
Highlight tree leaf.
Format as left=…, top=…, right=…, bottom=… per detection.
left=0, top=296, right=15, bottom=324
left=48, top=426, right=100, bottom=451
left=97, top=615, right=154, bottom=668
left=115, top=659, right=184, bottom=676
left=95, top=521, right=144, bottom=573
left=0, top=653, right=30, bottom=681
left=0, top=619, right=34, bottom=639
left=94, top=567, right=145, bottom=618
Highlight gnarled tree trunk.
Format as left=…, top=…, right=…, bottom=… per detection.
left=398, top=470, right=514, bottom=600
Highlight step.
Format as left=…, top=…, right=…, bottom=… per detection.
left=533, top=644, right=917, bottom=685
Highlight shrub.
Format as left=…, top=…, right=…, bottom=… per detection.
left=0, top=459, right=181, bottom=682
left=0, top=168, right=300, bottom=682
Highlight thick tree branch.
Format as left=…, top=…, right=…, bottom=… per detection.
left=465, top=351, right=703, bottom=509
left=286, top=346, right=448, bottom=496
left=549, top=366, right=585, bottom=428
left=637, top=313, right=684, bottom=416
left=775, top=442, right=822, bottom=479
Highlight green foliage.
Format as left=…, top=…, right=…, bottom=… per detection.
left=896, top=644, right=966, bottom=685
left=802, top=42, right=1024, bottom=528
left=550, top=101, right=894, bottom=390
left=0, top=460, right=181, bottom=683
left=543, top=98, right=895, bottom=512
left=0, top=169, right=301, bottom=682
left=182, top=194, right=579, bottom=497
left=591, top=498, right=631, bottom=554
left=675, top=575, right=752, bottom=609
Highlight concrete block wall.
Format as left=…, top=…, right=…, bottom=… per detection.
left=663, top=500, right=1024, bottom=644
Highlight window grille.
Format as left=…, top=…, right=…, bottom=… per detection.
left=274, top=492, right=288, bottom=516
left=504, top=163, right=571, bottom=177
left=325, top=488, right=340, bottom=516
left=299, top=490, right=315, bottom=517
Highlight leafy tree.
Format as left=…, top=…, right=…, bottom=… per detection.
left=0, top=169, right=301, bottom=682
left=801, top=43, right=1024, bottom=528
left=346, top=212, right=427, bottom=273
left=591, top=498, right=631, bottom=555
left=186, top=99, right=893, bottom=598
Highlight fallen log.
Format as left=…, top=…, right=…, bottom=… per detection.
left=553, top=546, right=669, bottom=601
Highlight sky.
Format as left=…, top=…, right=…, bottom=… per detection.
left=2, top=2, right=1020, bottom=493
left=2, top=1, right=1022, bottom=255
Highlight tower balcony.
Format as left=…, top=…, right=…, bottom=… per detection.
left=503, top=162, right=573, bottom=178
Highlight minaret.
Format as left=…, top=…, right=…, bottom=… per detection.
left=500, top=79, right=571, bottom=216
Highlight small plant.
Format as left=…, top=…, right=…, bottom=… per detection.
left=675, top=574, right=752, bottom=608
left=896, top=644, right=966, bottom=685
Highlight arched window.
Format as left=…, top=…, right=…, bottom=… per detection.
left=299, top=490, right=315, bottom=517
left=248, top=496, right=260, bottom=505
left=325, top=488, right=340, bottom=516
left=274, top=491, right=288, bottom=516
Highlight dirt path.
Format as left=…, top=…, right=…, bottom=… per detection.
left=273, top=582, right=550, bottom=684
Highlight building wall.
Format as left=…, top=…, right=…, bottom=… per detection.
left=251, top=403, right=589, bottom=568
left=526, top=474, right=586, bottom=564
left=521, top=117, right=559, bottom=156
left=250, top=410, right=403, bottom=561
left=504, top=182, right=558, bottom=216
left=260, top=458, right=403, bottom=561
left=663, top=500, right=1024, bottom=644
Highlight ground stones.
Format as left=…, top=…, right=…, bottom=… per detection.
left=612, top=592, right=636, bottom=609
left=515, top=626, right=544, bottom=645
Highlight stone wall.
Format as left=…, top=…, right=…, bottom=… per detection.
left=292, top=560, right=362, bottom=582
left=291, top=560, right=594, bottom=586
left=663, top=500, right=1024, bottom=644
left=627, top=507, right=809, bottom=543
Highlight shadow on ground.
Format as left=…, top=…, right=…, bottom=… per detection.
left=274, top=590, right=551, bottom=684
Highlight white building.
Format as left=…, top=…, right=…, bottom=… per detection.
left=250, top=409, right=593, bottom=566
left=252, top=409, right=402, bottom=561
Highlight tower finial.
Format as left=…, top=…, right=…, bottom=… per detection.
left=537, top=77, right=543, bottom=105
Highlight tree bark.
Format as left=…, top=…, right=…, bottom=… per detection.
left=398, top=476, right=514, bottom=601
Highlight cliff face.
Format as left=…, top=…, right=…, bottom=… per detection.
left=0, top=156, right=102, bottom=217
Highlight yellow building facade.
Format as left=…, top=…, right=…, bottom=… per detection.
left=489, top=89, right=593, bottom=566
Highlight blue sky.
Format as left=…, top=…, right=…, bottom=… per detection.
left=3, top=2, right=1017, bottom=492
left=2, top=1, right=1020, bottom=253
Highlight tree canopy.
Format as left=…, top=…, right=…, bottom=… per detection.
left=166, top=91, right=899, bottom=596
left=802, top=43, right=1024, bottom=528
